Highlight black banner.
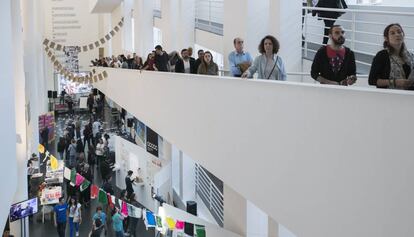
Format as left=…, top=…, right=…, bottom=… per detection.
left=146, top=127, right=159, bottom=157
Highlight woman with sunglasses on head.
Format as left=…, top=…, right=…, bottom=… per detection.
left=369, top=23, right=414, bottom=90
left=242, top=35, right=287, bottom=81
left=197, top=51, right=219, bottom=76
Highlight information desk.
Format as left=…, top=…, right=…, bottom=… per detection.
left=45, top=160, right=64, bottom=185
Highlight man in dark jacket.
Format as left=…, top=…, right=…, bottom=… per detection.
left=175, top=49, right=197, bottom=74
left=311, top=25, right=357, bottom=86
left=313, top=0, right=348, bottom=44
left=194, top=49, right=204, bottom=74
left=154, top=45, right=170, bottom=72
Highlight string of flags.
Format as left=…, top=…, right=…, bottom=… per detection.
left=42, top=17, right=124, bottom=53
left=43, top=46, right=108, bottom=84
left=37, top=144, right=207, bottom=237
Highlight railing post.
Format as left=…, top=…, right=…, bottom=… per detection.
left=351, top=11, right=356, bottom=51
left=195, top=165, right=198, bottom=198
left=304, top=8, right=309, bottom=59
left=209, top=181, right=213, bottom=210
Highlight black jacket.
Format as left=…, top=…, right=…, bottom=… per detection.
left=175, top=57, right=197, bottom=74
left=369, top=49, right=412, bottom=87
left=311, top=46, right=356, bottom=83
left=314, top=0, right=348, bottom=19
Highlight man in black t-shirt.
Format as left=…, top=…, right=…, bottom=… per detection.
left=154, top=45, right=170, bottom=72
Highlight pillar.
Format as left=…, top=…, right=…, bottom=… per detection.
left=133, top=0, right=154, bottom=57
left=123, top=0, right=134, bottom=53
left=268, top=0, right=302, bottom=72
left=223, top=0, right=270, bottom=71
left=0, top=0, right=18, bottom=233
left=10, top=0, right=29, bottom=235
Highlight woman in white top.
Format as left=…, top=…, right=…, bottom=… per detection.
left=95, top=138, right=105, bottom=167
left=68, top=196, right=82, bottom=237
left=242, top=35, right=287, bottom=81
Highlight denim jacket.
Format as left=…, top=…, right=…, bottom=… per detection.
left=246, top=54, right=287, bottom=81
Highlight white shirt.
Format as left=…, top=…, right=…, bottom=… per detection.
left=69, top=203, right=81, bottom=218
left=92, top=121, right=101, bottom=137
left=184, top=60, right=191, bottom=73
left=95, top=143, right=105, bottom=156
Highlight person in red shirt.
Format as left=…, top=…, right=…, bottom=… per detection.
left=311, top=25, right=357, bottom=86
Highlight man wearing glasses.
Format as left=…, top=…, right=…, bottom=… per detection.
left=311, top=25, right=357, bottom=86
left=228, top=37, right=253, bottom=77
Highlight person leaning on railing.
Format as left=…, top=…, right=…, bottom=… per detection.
left=197, top=51, right=219, bottom=76
left=311, top=25, right=357, bottom=86
left=242, top=35, right=286, bottom=81
left=369, top=23, right=414, bottom=90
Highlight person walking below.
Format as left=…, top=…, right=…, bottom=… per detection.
left=112, top=207, right=125, bottom=237
left=68, top=197, right=82, bottom=237
left=313, top=0, right=348, bottom=45
left=54, top=197, right=68, bottom=237
left=57, top=137, right=66, bottom=160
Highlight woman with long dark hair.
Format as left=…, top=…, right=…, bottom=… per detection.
left=369, top=23, right=414, bottom=89
left=68, top=196, right=82, bottom=237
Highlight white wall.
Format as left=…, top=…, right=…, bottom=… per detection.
left=182, top=152, right=196, bottom=203
left=247, top=201, right=268, bottom=237
left=0, top=0, right=18, bottom=231
left=111, top=4, right=123, bottom=56
left=114, top=135, right=170, bottom=212
left=94, top=68, right=414, bottom=237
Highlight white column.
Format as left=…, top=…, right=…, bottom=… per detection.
left=10, top=0, right=28, bottom=235
left=160, top=0, right=179, bottom=51
left=133, top=0, right=154, bottom=56
left=99, top=13, right=113, bottom=57
left=223, top=0, right=270, bottom=70
left=268, top=0, right=302, bottom=73
left=123, top=0, right=134, bottom=53
left=0, top=0, right=18, bottom=232
left=224, top=184, right=247, bottom=237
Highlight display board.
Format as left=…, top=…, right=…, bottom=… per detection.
left=114, top=136, right=170, bottom=212
left=146, top=127, right=159, bottom=157
left=38, top=112, right=55, bottom=143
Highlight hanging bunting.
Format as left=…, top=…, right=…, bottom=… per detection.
left=110, top=30, right=115, bottom=36
left=94, top=41, right=100, bottom=48
left=103, top=71, right=108, bottom=78
left=93, top=75, right=98, bottom=82
left=49, top=41, right=56, bottom=49
left=195, top=225, right=206, bottom=237
left=64, top=167, right=71, bottom=180
left=166, top=217, right=176, bottom=230
left=56, top=44, right=63, bottom=51
left=98, top=73, right=103, bottom=81
left=38, top=144, right=45, bottom=154
left=98, top=189, right=108, bottom=204
left=145, top=211, right=156, bottom=227
left=90, top=185, right=99, bottom=199
left=75, top=173, right=85, bottom=187
left=127, top=204, right=142, bottom=218
left=82, top=45, right=88, bottom=52
left=100, top=38, right=106, bottom=44
left=175, top=220, right=184, bottom=230
left=89, top=43, right=94, bottom=50
left=70, top=169, right=77, bottom=186
left=80, top=179, right=91, bottom=192
left=105, top=34, right=111, bottom=41
left=114, top=26, right=120, bottom=32
left=118, top=21, right=123, bottom=27
left=156, top=216, right=163, bottom=229
left=121, top=201, right=128, bottom=217
left=43, top=39, right=50, bottom=46
left=107, top=193, right=114, bottom=209
left=50, top=155, right=58, bottom=171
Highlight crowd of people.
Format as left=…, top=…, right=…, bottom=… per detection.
left=51, top=91, right=144, bottom=237
left=92, top=22, right=413, bottom=90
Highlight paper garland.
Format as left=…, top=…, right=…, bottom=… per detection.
left=44, top=17, right=124, bottom=52
left=50, top=155, right=58, bottom=171
left=43, top=46, right=107, bottom=84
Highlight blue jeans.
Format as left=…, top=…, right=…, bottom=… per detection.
left=115, top=230, right=124, bottom=237
left=69, top=217, right=79, bottom=237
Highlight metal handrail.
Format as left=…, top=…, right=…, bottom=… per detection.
left=195, top=164, right=224, bottom=225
